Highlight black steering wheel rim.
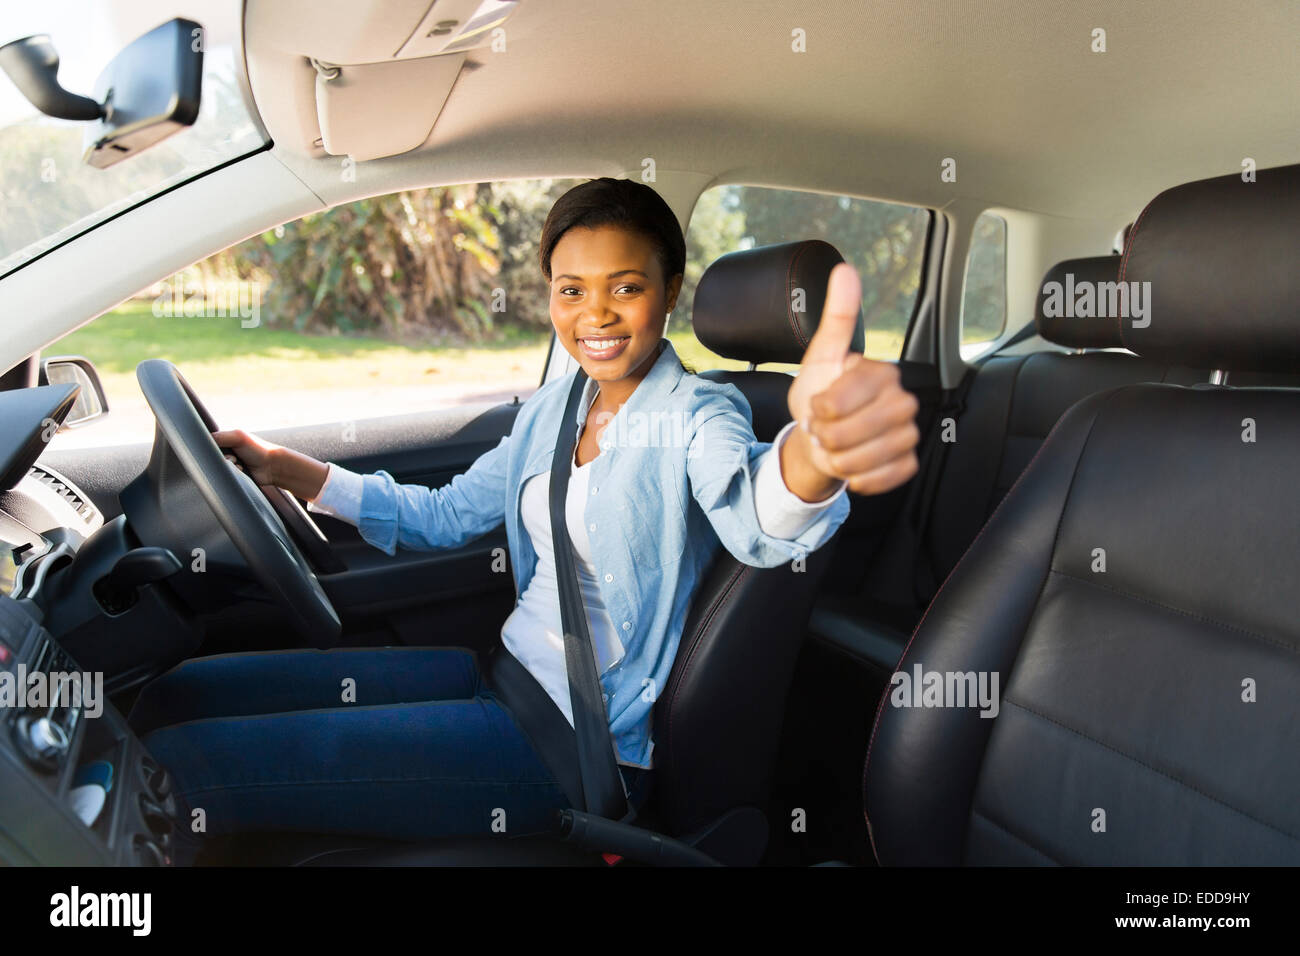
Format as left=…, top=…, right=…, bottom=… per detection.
left=134, top=359, right=342, bottom=644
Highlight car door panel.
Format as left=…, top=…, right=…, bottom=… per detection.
left=41, top=401, right=524, bottom=653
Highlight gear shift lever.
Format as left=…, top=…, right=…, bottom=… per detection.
left=93, top=547, right=182, bottom=615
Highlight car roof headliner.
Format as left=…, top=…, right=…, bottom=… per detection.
left=249, top=0, right=1298, bottom=222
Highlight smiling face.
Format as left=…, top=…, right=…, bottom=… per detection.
left=548, top=224, right=683, bottom=392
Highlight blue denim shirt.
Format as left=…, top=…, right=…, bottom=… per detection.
left=349, top=338, right=850, bottom=766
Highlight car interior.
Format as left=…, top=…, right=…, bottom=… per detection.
left=0, top=0, right=1297, bottom=869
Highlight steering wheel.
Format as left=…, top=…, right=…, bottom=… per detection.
left=134, top=359, right=342, bottom=644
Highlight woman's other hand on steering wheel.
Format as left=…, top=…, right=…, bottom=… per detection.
left=212, top=429, right=331, bottom=502
left=212, top=429, right=282, bottom=486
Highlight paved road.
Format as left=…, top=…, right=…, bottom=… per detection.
left=47, top=381, right=540, bottom=451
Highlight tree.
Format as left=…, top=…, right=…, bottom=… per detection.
left=226, top=184, right=503, bottom=339
left=734, top=186, right=928, bottom=342
left=671, top=186, right=746, bottom=333
left=487, top=178, right=581, bottom=329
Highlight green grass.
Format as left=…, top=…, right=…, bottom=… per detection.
left=51, top=300, right=907, bottom=404
left=55, top=300, right=553, bottom=398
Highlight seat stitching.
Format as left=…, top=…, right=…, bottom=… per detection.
left=1116, top=192, right=1161, bottom=348
left=863, top=386, right=1118, bottom=864
left=786, top=243, right=814, bottom=349
left=967, top=808, right=1065, bottom=865
left=1002, top=697, right=1300, bottom=843
left=863, top=397, right=1066, bottom=862
left=1048, top=567, right=1298, bottom=656
left=664, top=561, right=748, bottom=783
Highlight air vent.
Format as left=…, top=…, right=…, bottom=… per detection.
left=28, top=465, right=97, bottom=521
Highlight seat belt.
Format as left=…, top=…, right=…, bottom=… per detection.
left=853, top=330, right=1031, bottom=619
left=549, top=369, right=629, bottom=822
left=908, top=366, right=977, bottom=606
left=908, top=328, right=1039, bottom=603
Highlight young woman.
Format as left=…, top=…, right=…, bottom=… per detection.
left=129, top=178, right=920, bottom=853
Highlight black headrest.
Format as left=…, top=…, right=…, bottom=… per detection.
left=692, top=240, right=864, bottom=365
left=1119, top=163, right=1300, bottom=373
left=1035, top=255, right=1125, bottom=349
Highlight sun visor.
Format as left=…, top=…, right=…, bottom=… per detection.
left=246, top=0, right=521, bottom=159
left=314, top=53, right=466, bottom=161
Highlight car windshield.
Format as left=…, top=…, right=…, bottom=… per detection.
left=0, top=0, right=268, bottom=277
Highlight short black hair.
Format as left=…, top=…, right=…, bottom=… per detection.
left=539, top=178, right=686, bottom=287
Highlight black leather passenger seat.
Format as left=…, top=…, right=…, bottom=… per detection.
left=865, top=162, right=1300, bottom=865
left=814, top=255, right=1203, bottom=671
left=923, top=255, right=1206, bottom=598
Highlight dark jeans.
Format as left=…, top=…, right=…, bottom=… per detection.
left=129, top=647, right=651, bottom=848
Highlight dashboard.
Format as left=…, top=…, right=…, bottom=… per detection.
left=0, top=538, right=19, bottom=596
left=0, top=385, right=105, bottom=601
left=0, top=383, right=181, bottom=865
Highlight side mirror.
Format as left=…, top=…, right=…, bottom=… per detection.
left=39, top=357, right=109, bottom=428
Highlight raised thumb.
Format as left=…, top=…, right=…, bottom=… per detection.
left=801, top=262, right=861, bottom=366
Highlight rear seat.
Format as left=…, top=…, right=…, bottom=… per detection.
left=810, top=253, right=1206, bottom=670
left=923, top=255, right=1207, bottom=592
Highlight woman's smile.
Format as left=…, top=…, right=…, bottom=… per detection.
left=577, top=335, right=632, bottom=361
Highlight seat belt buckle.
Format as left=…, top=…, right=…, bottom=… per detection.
left=617, top=800, right=638, bottom=827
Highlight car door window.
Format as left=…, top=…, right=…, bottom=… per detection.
left=674, top=184, right=931, bottom=371
left=959, top=211, right=1008, bottom=355
left=43, top=178, right=579, bottom=450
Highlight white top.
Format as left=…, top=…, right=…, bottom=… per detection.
left=501, top=452, right=629, bottom=754
left=307, top=377, right=847, bottom=770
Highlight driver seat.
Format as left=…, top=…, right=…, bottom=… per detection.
left=864, top=163, right=1300, bottom=865
left=204, top=239, right=860, bottom=866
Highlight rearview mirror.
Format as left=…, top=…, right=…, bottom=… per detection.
left=39, top=357, right=109, bottom=428
left=84, top=18, right=204, bottom=169
left=0, top=18, right=203, bottom=170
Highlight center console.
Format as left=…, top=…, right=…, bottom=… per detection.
left=0, top=595, right=181, bottom=865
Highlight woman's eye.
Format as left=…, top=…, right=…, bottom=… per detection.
left=559, top=287, right=581, bottom=296
left=617, top=285, right=643, bottom=295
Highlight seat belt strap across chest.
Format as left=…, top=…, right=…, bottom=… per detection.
left=549, top=369, right=629, bottom=821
